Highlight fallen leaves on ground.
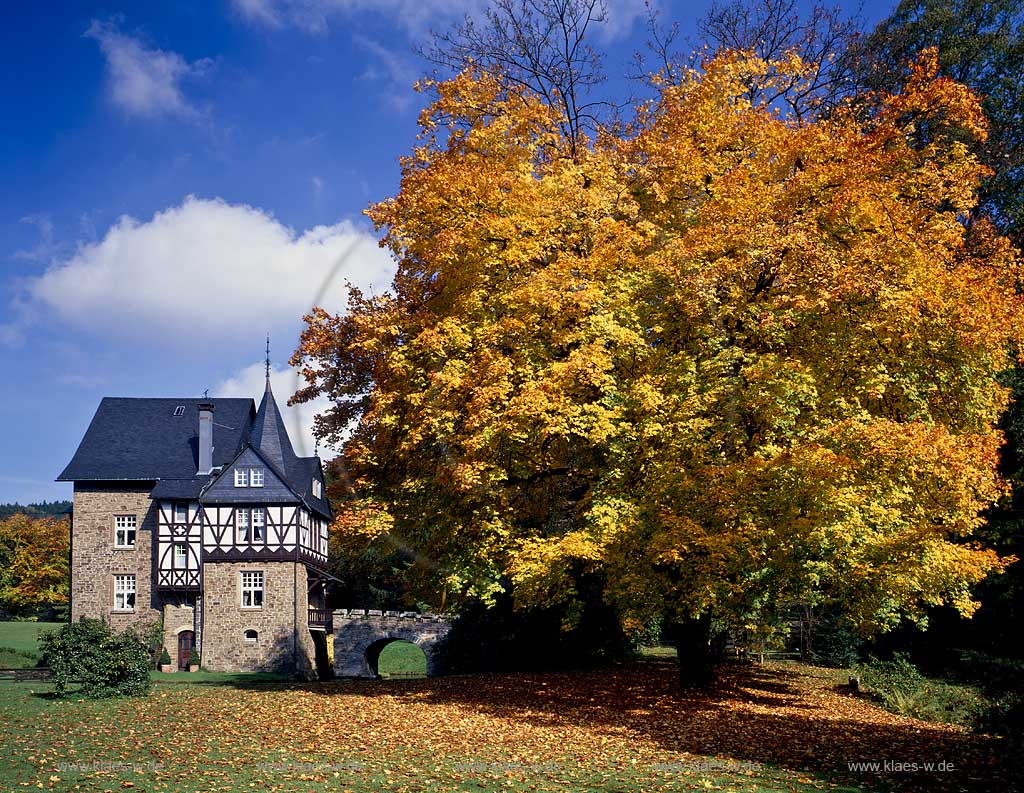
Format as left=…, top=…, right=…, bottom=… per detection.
left=0, top=660, right=1013, bottom=792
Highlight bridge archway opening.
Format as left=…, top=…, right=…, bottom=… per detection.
left=365, top=638, right=427, bottom=679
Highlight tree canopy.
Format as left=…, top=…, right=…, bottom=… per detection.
left=0, top=513, right=69, bottom=618
left=292, top=48, right=1022, bottom=669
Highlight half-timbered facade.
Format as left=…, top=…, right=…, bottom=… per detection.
left=58, top=375, right=334, bottom=678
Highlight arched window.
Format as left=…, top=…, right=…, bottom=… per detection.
left=243, top=629, right=258, bottom=642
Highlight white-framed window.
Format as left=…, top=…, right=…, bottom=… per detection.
left=114, top=574, right=136, bottom=611
left=174, top=503, right=187, bottom=523
left=311, top=478, right=322, bottom=498
left=174, top=542, right=187, bottom=568
left=251, top=508, right=266, bottom=542
left=236, top=509, right=249, bottom=543
left=234, top=468, right=248, bottom=487
left=114, top=515, right=137, bottom=548
left=240, top=571, right=263, bottom=608
left=244, top=629, right=258, bottom=642
left=250, top=467, right=264, bottom=487
left=173, top=405, right=185, bottom=417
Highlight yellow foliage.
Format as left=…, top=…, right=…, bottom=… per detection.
left=293, top=50, right=1021, bottom=637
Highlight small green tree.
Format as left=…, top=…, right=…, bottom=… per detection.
left=40, top=618, right=151, bottom=698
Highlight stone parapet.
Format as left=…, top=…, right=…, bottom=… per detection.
left=331, top=609, right=451, bottom=678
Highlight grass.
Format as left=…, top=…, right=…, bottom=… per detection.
left=0, top=659, right=1013, bottom=793
left=0, top=621, right=64, bottom=668
left=149, top=669, right=287, bottom=684
left=378, top=638, right=428, bottom=678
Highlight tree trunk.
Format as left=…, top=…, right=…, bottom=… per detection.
left=669, top=613, right=716, bottom=689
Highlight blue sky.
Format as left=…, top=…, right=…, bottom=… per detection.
left=0, top=0, right=894, bottom=504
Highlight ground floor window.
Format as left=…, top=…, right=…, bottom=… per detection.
left=114, top=574, right=136, bottom=610
left=240, top=571, right=264, bottom=608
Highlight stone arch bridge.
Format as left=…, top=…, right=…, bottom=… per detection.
left=332, top=609, right=450, bottom=678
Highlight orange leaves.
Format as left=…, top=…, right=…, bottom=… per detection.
left=1, top=661, right=1015, bottom=792
left=292, top=49, right=1020, bottom=639
left=0, top=513, right=69, bottom=612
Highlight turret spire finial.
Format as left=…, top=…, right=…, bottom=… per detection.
left=265, top=334, right=272, bottom=391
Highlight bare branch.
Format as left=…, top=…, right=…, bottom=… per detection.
left=419, top=0, right=611, bottom=153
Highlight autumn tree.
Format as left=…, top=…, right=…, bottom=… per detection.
left=293, top=51, right=1021, bottom=687
left=0, top=513, right=69, bottom=618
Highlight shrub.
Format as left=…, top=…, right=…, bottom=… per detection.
left=39, top=618, right=151, bottom=698
left=159, top=647, right=171, bottom=666
left=189, top=651, right=200, bottom=668
left=854, top=653, right=987, bottom=730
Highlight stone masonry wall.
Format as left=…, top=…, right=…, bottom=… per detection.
left=332, top=611, right=450, bottom=677
left=200, top=561, right=316, bottom=677
left=71, top=483, right=160, bottom=634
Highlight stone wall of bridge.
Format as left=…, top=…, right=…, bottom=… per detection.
left=332, top=609, right=451, bottom=678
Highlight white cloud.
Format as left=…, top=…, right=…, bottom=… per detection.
left=231, top=0, right=647, bottom=37
left=353, top=35, right=420, bottom=111
left=231, top=0, right=286, bottom=28
left=14, top=215, right=63, bottom=263
left=215, top=362, right=336, bottom=458
left=231, top=0, right=482, bottom=36
left=27, top=196, right=396, bottom=349
left=228, top=0, right=647, bottom=38
left=85, top=19, right=212, bottom=119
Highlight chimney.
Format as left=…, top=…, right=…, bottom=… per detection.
left=198, top=402, right=214, bottom=475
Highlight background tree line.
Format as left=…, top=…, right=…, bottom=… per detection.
left=0, top=510, right=70, bottom=621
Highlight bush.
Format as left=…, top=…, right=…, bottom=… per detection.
left=853, top=653, right=987, bottom=730
left=189, top=652, right=200, bottom=668
left=159, top=647, right=171, bottom=666
left=39, top=618, right=151, bottom=698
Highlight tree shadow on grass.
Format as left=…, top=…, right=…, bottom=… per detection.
left=299, top=660, right=1013, bottom=793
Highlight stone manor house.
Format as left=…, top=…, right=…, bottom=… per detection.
left=58, top=373, right=335, bottom=678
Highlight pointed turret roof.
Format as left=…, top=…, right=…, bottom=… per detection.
left=251, top=375, right=296, bottom=473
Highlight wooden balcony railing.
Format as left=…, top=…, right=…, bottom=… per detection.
left=308, top=608, right=332, bottom=629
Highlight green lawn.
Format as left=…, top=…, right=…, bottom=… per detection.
left=0, top=620, right=63, bottom=668
left=378, top=638, right=428, bottom=678
left=0, top=659, right=1010, bottom=792
left=149, top=668, right=287, bottom=684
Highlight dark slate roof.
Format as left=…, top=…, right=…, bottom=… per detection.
left=151, top=477, right=211, bottom=500
left=59, top=388, right=333, bottom=520
left=295, top=456, right=331, bottom=516
left=246, top=381, right=331, bottom=519
left=201, top=445, right=302, bottom=505
left=251, top=379, right=295, bottom=472
left=58, top=398, right=255, bottom=482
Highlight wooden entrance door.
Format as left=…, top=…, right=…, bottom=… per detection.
left=178, top=631, right=195, bottom=670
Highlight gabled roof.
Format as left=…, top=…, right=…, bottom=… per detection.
left=200, top=443, right=302, bottom=505
left=57, top=398, right=255, bottom=482
left=59, top=386, right=333, bottom=520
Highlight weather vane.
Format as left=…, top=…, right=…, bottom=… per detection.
left=265, top=333, right=271, bottom=380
